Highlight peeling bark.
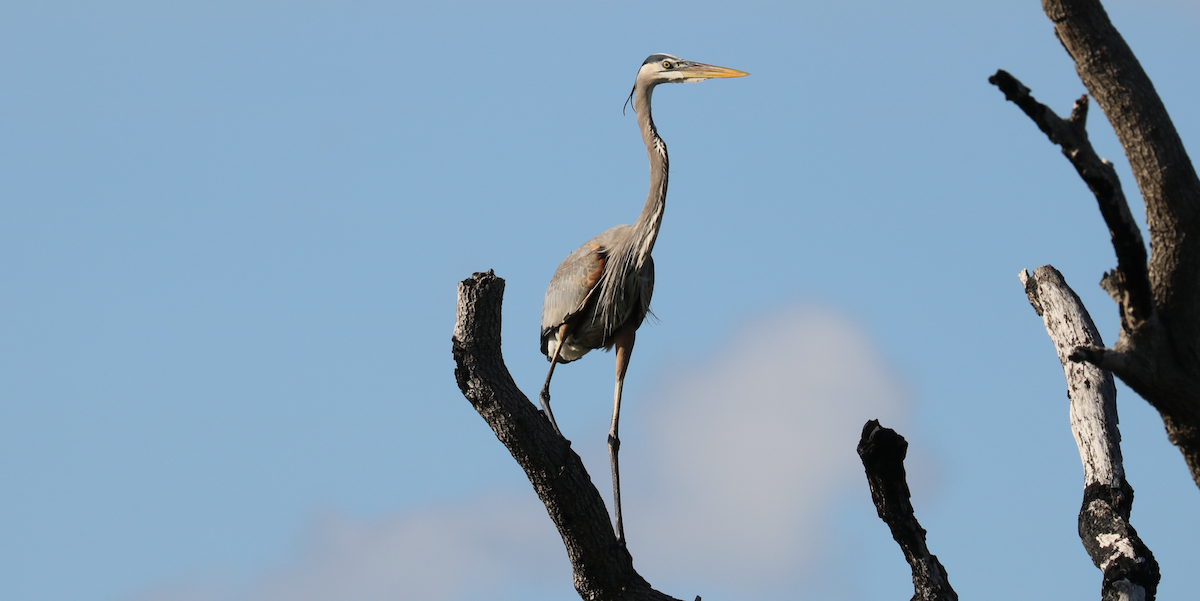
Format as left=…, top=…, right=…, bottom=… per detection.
left=1020, top=266, right=1159, bottom=600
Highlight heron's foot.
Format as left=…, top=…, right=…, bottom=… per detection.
left=541, top=412, right=565, bottom=438
left=537, top=388, right=566, bottom=438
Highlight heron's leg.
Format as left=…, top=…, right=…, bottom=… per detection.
left=609, top=326, right=636, bottom=544
left=539, top=324, right=570, bottom=438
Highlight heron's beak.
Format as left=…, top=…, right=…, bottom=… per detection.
left=678, top=62, right=749, bottom=81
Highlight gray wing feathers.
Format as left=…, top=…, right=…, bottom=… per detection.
left=541, top=224, right=654, bottom=358
left=541, top=242, right=606, bottom=335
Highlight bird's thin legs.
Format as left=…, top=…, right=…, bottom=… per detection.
left=539, top=324, right=570, bottom=437
left=539, top=359, right=562, bottom=436
left=610, top=326, right=635, bottom=544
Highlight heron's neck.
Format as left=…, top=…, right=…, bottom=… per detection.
left=632, top=83, right=667, bottom=267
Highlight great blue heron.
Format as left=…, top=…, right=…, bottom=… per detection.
left=539, top=54, right=747, bottom=543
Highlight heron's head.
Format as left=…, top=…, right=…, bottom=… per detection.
left=635, top=54, right=749, bottom=86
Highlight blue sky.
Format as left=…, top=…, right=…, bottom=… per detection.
left=2, top=1, right=1199, bottom=600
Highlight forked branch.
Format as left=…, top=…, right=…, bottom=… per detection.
left=995, top=0, right=1200, bottom=490
left=1044, top=1, right=1200, bottom=272
left=989, top=69, right=1151, bottom=328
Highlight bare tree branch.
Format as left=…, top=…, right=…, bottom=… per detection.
left=1041, top=1, right=1200, bottom=456
left=989, top=69, right=1151, bottom=327
left=1043, top=1, right=1200, bottom=358
left=1020, top=265, right=1160, bottom=600
left=994, top=0, right=1200, bottom=488
left=858, top=420, right=957, bottom=601
left=452, top=270, right=682, bottom=601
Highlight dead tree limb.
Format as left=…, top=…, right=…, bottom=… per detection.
left=858, top=420, right=957, bottom=601
left=1021, top=265, right=1160, bottom=600
left=452, top=270, right=682, bottom=601
left=992, top=0, right=1200, bottom=488
left=988, top=69, right=1150, bottom=326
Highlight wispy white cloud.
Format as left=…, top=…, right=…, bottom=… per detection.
left=627, top=304, right=910, bottom=596
left=249, top=494, right=567, bottom=601
left=131, top=304, right=911, bottom=601
left=130, top=492, right=570, bottom=601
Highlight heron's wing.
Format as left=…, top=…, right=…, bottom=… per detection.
left=540, top=225, right=634, bottom=356
left=541, top=241, right=606, bottom=346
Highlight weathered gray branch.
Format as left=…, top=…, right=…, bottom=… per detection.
left=994, top=0, right=1200, bottom=489
left=1021, top=265, right=1159, bottom=600
left=858, top=420, right=957, bottom=601
left=452, top=270, right=682, bottom=601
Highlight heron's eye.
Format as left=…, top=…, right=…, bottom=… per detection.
left=662, top=60, right=673, bottom=69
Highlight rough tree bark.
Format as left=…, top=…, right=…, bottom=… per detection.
left=857, top=421, right=957, bottom=601
left=1021, top=266, right=1159, bottom=600
left=991, top=0, right=1200, bottom=488
left=452, top=270, right=685, bottom=601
